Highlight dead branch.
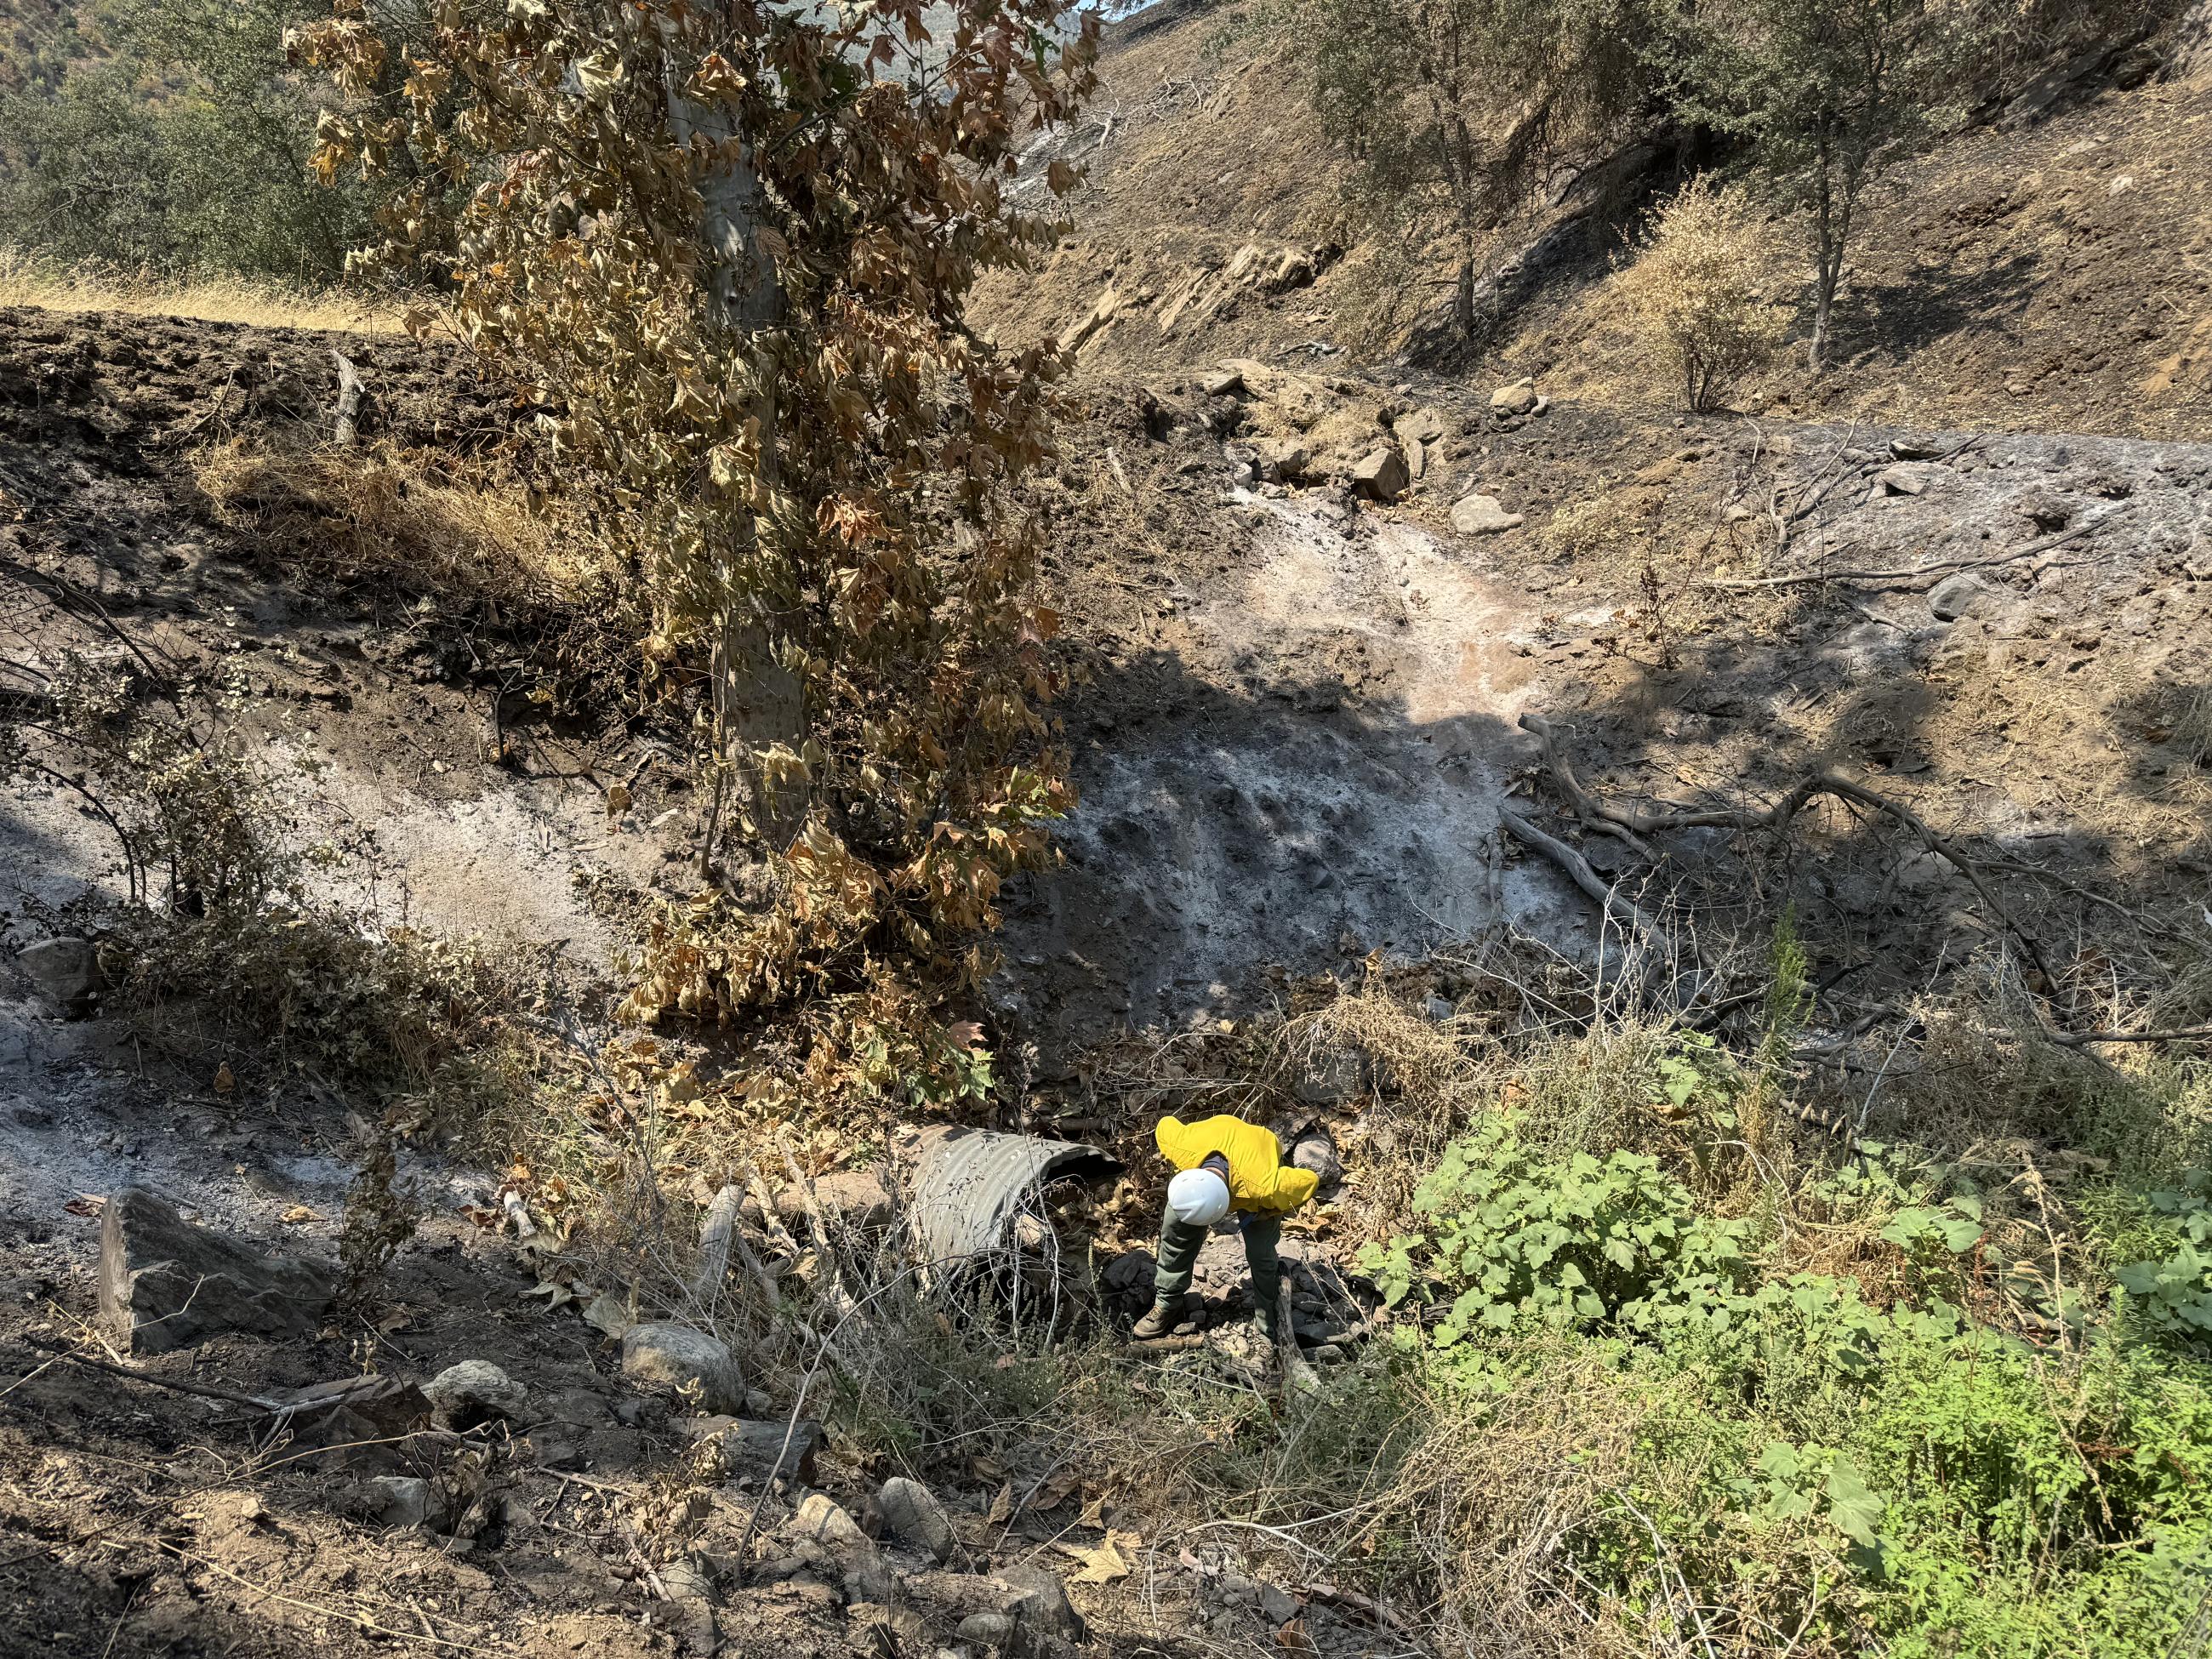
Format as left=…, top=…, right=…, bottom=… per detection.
left=2044, top=1024, right=2212, bottom=1048
left=692, top=1183, right=742, bottom=1298
left=23, top=1337, right=287, bottom=1411
left=778, top=1132, right=858, bottom=1320
left=333, top=351, right=366, bottom=446
left=1703, top=502, right=2135, bottom=593
left=1497, top=801, right=1671, bottom=960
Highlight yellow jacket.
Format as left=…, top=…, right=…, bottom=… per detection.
left=1154, top=1115, right=1318, bottom=1217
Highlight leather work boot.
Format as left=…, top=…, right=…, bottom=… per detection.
left=1132, top=1298, right=1178, bottom=1340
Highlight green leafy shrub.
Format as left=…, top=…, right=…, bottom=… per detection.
left=1359, top=1113, right=1752, bottom=1345
left=2116, top=1170, right=2212, bottom=1344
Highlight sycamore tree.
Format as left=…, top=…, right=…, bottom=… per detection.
left=1656, top=0, right=1982, bottom=369
left=1300, top=0, right=1650, bottom=339
left=296, top=0, right=1097, bottom=1109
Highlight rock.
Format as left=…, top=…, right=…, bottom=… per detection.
left=774, top=1168, right=893, bottom=1232
left=1531, top=394, right=1551, bottom=417
left=1259, top=1583, right=1298, bottom=1625
left=995, top=1563, right=1083, bottom=1640
left=687, top=1416, right=824, bottom=1484
left=1397, top=406, right=1448, bottom=445
left=424, top=1360, right=527, bottom=1430
left=1254, top=436, right=1308, bottom=483
left=537, top=1387, right=614, bottom=1427
left=907, top=1565, right=1086, bottom=1643
left=16, top=937, right=94, bottom=1007
left=1876, top=463, right=1941, bottom=496
left=958, top=1613, right=1018, bottom=1647
left=793, top=1492, right=869, bottom=1546
left=281, top=1375, right=432, bottom=1471
left=877, top=1476, right=957, bottom=1564
left=621, top=1322, right=743, bottom=1415
left=1350, top=447, right=1409, bottom=501
left=1451, top=493, right=1525, bottom=536
left=1058, top=284, right=1121, bottom=356
left=1489, top=379, right=1538, bottom=415
left=1928, top=573, right=2004, bottom=623
left=1289, top=1134, right=1343, bottom=1186
left=99, top=1187, right=335, bottom=1354
left=1268, top=248, right=1317, bottom=292
left=1103, top=1249, right=1156, bottom=1292
left=366, top=1474, right=436, bottom=1530
left=843, top=1542, right=899, bottom=1606
left=1405, top=437, right=1427, bottom=482
left=849, top=1604, right=932, bottom=1656
left=1200, top=367, right=1246, bottom=397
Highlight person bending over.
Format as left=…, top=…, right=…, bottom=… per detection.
left=1132, top=1113, right=1317, bottom=1341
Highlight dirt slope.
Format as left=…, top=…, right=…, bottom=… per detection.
left=983, top=1, right=2212, bottom=443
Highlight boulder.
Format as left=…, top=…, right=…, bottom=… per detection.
left=793, top=1491, right=868, bottom=1546
left=688, top=1415, right=824, bottom=1484
left=1927, top=573, right=2004, bottom=623
left=843, top=1542, right=899, bottom=1607
left=621, top=1322, right=743, bottom=1415
left=365, top=1474, right=436, bottom=1530
left=1396, top=406, right=1449, bottom=445
left=877, top=1475, right=958, bottom=1564
left=994, top=1562, right=1086, bottom=1641
left=17, top=937, right=95, bottom=1007
left=99, top=1187, right=335, bottom=1354
left=1489, top=379, right=1538, bottom=415
left=424, top=1360, right=527, bottom=1429
left=1200, top=367, right=1246, bottom=397
left=1259, top=1583, right=1299, bottom=1625
left=1350, top=447, right=1409, bottom=501
left=1451, top=493, right=1525, bottom=536
left=906, top=1565, right=1087, bottom=1644
left=1254, top=436, right=1309, bottom=483
left=1289, top=1133, right=1343, bottom=1187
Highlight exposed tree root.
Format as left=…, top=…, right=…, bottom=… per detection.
left=1700, top=500, right=2135, bottom=592
left=1514, top=713, right=2058, bottom=989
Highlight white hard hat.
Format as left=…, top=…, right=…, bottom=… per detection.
left=1166, top=1166, right=1232, bottom=1227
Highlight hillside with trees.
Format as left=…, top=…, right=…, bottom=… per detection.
left=0, top=3, right=2209, bottom=1658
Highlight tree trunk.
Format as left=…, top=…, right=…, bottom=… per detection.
left=1809, top=134, right=1838, bottom=373
left=660, top=37, right=807, bottom=854
left=1454, top=254, right=1476, bottom=336
left=1810, top=260, right=1835, bottom=372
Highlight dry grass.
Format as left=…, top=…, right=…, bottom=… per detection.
left=0, top=246, right=402, bottom=333
left=192, top=442, right=613, bottom=613
left=2177, top=686, right=2212, bottom=772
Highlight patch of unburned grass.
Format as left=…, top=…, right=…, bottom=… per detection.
left=0, top=246, right=402, bottom=333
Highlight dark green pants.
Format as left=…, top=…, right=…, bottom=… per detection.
left=1154, top=1209, right=1282, bottom=1310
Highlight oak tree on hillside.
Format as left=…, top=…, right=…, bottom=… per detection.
left=1656, top=0, right=1983, bottom=368
left=299, top=0, right=1097, bottom=1109
left=1299, top=0, right=1650, bottom=338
